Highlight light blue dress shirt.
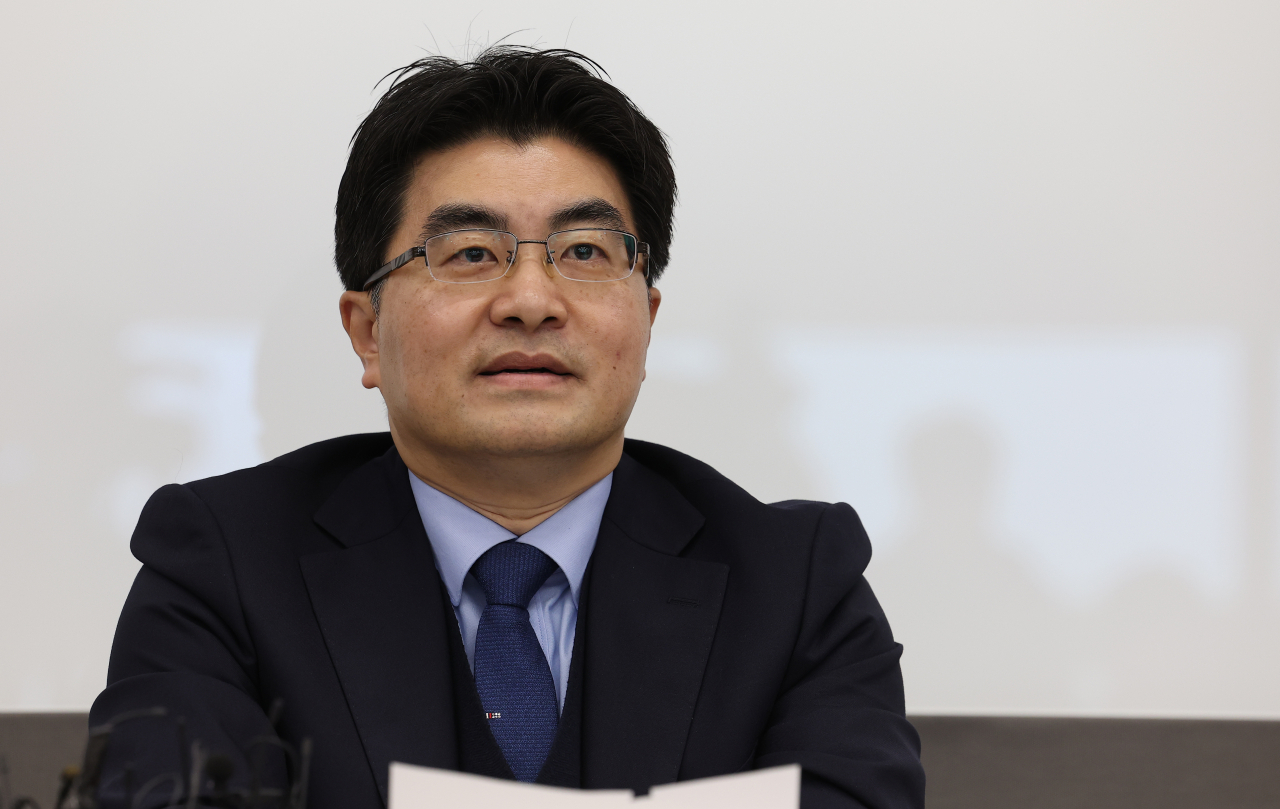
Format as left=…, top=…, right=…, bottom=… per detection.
left=408, top=471, right=612, bottom=712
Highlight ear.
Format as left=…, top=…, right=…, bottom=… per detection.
left=339, top=290, right=381, bottom=390
left=643, top=286, right=662, bottom=382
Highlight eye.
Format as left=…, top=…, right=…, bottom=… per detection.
left=560, top=241, right=611, bottom=264
left=460, top=247, right=492, bottom=263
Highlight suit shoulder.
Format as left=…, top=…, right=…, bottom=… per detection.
left=622, top=438, right=849, bottom=532
left=622, top=438, right=727, bottom=488
left=263, top=432, right=394, bottom=473
left=182, top=432, right=394, bottom=508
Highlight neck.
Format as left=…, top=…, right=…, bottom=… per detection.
left=393, top=430, right=623, bottom=535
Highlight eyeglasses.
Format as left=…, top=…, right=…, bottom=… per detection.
left=362, top=228, right=649, bottom=290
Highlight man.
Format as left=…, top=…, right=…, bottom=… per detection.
left=90, top=48, right=925, bottom=808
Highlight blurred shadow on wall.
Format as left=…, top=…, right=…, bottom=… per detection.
left=869, top=415, right=1077, bottom=709
left=256, top=267, right=388, bottom=459
left=872, top=414, right=1280, bottom=713
left=1085, top=562, right=1280, bottom=712
left=630, top=330, right=818, bottom=502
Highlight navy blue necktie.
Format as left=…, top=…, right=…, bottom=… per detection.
left=470, top=540, right=560, bottom=782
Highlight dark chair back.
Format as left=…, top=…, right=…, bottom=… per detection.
left=0, top=713, right=87, bottom=809
left=4, top=713, right=1280, bottom=808
left=914, top=715, right=1280, bottom=809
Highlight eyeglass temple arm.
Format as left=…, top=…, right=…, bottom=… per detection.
left=362, top=246, right=425, bottom=291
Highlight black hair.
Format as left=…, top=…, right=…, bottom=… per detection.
left=334, top=46, right=676, bottom=292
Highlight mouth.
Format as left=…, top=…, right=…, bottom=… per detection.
left=478, top=352, right=574, bottom=378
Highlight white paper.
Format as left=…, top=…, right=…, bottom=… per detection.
left=388, top=762, right=801, bottom=809
left=390, top=765, right=634, bottom=808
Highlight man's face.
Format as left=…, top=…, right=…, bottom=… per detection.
left=347, top=136, right=660, bottom=462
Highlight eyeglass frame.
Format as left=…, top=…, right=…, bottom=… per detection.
left=361, top=227, right=650, bottom=290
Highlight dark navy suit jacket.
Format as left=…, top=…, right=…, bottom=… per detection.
left=90, top=434, right=925, bottom=808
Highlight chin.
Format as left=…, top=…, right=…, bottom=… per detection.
left=454, top=408, right=627, bottom=458
left=469, top=426, right=612, bottom=458
left=396, top=397, right=633, bottom=460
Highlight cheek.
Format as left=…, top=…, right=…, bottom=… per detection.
left=382, top=296, right=471, bottom=388
left=596, top=303, right=651, bottom=377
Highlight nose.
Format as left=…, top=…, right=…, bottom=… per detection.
left=488, top=241, right=568, bottom=332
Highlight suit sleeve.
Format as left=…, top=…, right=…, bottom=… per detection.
left=89, top=483, right=286, bottom=805
left=753, top=503, right=926, bottom=809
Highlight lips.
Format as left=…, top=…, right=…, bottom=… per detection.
left=478, top=352, right=573, bottom=377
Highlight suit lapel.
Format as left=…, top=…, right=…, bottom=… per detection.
left=583, top=453, right=729, bottom=792
left=301, top=447, right=458, bottom=804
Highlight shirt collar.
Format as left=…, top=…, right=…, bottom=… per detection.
left=408, top=471, right=612, bottom=608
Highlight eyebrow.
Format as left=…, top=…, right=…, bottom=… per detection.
left=548, top=198, right=628, bottom=232
left=417, top=203, right=510, bottom=241
left=415, top=198, right=629, bottom=243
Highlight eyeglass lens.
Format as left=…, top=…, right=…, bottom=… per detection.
left=424, top=229, right=638, bottom=283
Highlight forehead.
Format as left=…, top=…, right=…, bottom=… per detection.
left=402, top=136, right=633, bottom=228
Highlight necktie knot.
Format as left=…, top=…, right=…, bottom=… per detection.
left=470, top=541, right=558, bottom=609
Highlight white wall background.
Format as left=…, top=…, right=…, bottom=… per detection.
left=2, top=0, right=1278, bottom=716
